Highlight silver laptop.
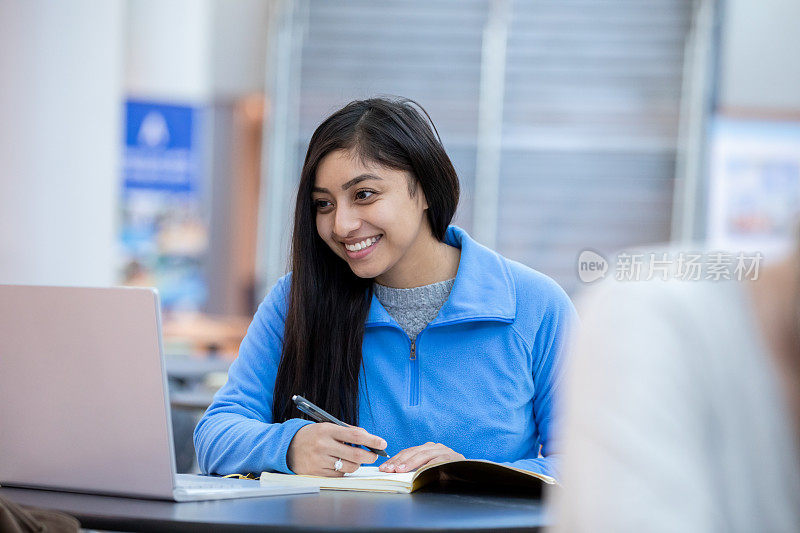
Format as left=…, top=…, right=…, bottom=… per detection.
left=0, top=285, right=317, bottom=501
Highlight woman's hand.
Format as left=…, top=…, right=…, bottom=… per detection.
left=287, top=423, right=387, bottom=477
left=378, top=442, right=465, bottom=473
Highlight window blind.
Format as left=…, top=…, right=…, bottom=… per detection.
left=284, top=0, right=693, bottom=293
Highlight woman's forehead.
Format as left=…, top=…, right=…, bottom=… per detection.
left=315, top=149, right=408, bottom=188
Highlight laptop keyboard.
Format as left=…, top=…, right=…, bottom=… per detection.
left=176, top=474, right=260, bottom=491
left=179, top=482, right=242, bottom=491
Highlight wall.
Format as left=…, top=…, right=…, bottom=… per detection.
left=0, top=0, right=125, bottom=286
left=718, top=0, right=800, bottom=112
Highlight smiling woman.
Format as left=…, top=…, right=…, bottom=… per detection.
left=312, top=151, right=459, bottom=287
left=193, top=97, right=577, bottom=480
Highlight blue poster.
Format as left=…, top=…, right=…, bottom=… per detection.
left=124, top=101, right=197, bottom=192
left=120, top=100, right=208, bottom=312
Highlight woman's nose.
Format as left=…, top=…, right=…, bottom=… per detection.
left=333, top=205, right=361, bottom=237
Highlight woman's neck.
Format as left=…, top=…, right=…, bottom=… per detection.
left=374, top=231, right=461, bottom=289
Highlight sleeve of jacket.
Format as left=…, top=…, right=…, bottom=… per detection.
left=502, top=274, right=578, bottom=481
left=193, top=273, right=313, bottom=475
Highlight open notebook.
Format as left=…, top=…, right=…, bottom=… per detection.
left=260, top=459, right=556, bottom=495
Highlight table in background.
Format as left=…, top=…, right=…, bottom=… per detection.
left=0, top=486, right=548, bottom=532
left=165, top=355, right=232, bottom=472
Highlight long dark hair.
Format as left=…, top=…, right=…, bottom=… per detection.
left=271, top=97, right=460, bottom=425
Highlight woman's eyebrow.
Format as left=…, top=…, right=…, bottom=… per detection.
left=341, top=174, right=383, bottom=190
left=312, top=174, right=383, bottom=194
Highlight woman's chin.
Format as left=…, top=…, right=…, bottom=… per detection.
left=343, top=256, right=386, bottom=279
left=349, top=264, right=383, bottom=279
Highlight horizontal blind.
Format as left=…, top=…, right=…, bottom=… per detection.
left=289, top=0, right=693, bottom=293
left=296, top=0, right=487, bottom=229
left=498, top=0, right=692, bottom=293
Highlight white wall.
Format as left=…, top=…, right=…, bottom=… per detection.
left=125, top=0, right=214, bottom=102
left=125, top=0, right=271, bottom=102
left=210, top=0, right=271, bottom=99
left=0, top=0, right=125, bottom=286
left=718, top=0, right=800, bottom=111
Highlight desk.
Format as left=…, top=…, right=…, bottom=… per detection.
left=0, top=486, right=548, bottom=532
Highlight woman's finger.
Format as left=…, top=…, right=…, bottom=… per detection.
left=330, top=425, right=387, bottom=451
left=327, top=440, right=379, bottom=465
left=418, top=454, right=461, bottom=470
left=319, top=455, right=360, bottom=477
left=392, top=448, right=449, bottom=472
left=380, top=445, right=425, bottom=472
left=380, top=442, right=438, bottom=472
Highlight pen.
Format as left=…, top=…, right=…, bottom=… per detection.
left=292, top=394, right=389, bottom=457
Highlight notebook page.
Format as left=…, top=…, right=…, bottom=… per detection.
left=343, top=466, right=415, bottom=483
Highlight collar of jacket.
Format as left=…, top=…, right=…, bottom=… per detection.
left=365, top=225, right=517, bottom=328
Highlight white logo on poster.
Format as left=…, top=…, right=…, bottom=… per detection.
left=577, top=250, right=608, bottom=283
left=137, top=112, right=170, bottom=148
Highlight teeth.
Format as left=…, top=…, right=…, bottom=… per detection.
left=345, top=236, right=379, bottom=252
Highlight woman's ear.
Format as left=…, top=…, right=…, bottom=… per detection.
left=409, top=179, right=429, bottom=210
left=419, top=185, right=429, bottom=211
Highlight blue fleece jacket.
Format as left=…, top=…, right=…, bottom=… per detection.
left=194, top=225, right=576, bottom=479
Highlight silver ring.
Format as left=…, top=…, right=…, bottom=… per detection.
left=334, top=458, right=343, bottom=472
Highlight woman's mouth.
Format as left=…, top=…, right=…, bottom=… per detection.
left=343, top=235, right=382, bottom=259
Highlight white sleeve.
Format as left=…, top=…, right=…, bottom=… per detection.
left=549, top=282, right=720, bottom=533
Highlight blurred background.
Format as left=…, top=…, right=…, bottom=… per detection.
left=1, top=0, right=798, bottom=472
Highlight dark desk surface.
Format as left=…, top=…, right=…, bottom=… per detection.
left=0, top=486, right=548, bottom=532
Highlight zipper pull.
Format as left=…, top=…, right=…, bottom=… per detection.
left=410, top=340, right=416, bottom=361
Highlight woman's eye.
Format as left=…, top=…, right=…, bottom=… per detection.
left=314, top=199, right=332, bottom=211
left=355, top=190, right=375, bottom=201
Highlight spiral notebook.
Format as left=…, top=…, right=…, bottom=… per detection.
left=260, top=459, right=556, bottom=495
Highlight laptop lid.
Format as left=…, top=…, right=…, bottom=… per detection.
left=0, top=285, right=177, bottom=499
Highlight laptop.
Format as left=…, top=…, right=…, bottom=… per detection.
left=0, top=284, right=318, bottom=501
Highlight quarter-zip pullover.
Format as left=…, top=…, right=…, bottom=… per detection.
left=194, top=225, right=577, bottom=479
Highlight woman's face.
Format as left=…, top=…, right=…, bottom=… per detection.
left=313, top=149, right=429, bottom=281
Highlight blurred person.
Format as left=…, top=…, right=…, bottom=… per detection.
left=194, top=97, right=577, bottom=478
left=550, top=245, right=800, bottom=531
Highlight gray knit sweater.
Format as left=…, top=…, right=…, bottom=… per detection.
left=372, top=278, right=456, bottom=340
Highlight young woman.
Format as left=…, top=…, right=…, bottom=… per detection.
left=194, top=97, right=576, bottom=479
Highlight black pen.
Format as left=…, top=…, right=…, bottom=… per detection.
left=292, top=394, right=389, bottom=457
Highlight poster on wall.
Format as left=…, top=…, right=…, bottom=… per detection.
left=707, top=117, right=800, bottom=258
left=121, top=100, right=207, bottom=312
